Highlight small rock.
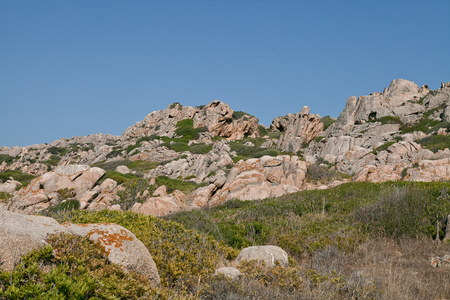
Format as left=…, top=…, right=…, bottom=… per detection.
left=214, top=267, right=241, bottom=280
left=236, top=245, right=289, bottom=267
left=115, top=165, right=131, bottom=174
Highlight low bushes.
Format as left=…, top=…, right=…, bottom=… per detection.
left=0, top=233, right=160, bottom=299
left=417, top=134, right=450, bottom=153
left=0, top=170, right=35, bottom=186
left=55, top=210, right=238, bottom=288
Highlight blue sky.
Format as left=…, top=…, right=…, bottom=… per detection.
left=1, top=0, right=449, bottom=147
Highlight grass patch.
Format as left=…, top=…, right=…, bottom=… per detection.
left=232, top=111, right=253, bottom=120
left=372, top=141, right=396, bottom=154
left=0, top=154, right=15, bottom=165
left=229, top=141, right=283, bottom=162
left=165, top=182, right=450, bottom=259
left=321, top=116, right=336, bottom=131
left=155, top=176, right=200, bottom=194
left=368, top=116, right=403, bottom=125
left=93, top=159, right=158, bottom=173
left=417, top=134, right=450, bottom=153
left=0, top=170, right=35, bottom=186
left=0, top=233, right=160, bottom=299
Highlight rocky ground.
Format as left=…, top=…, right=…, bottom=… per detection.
left=1, top=79, right=450, bottom=217
left=2, top=78, right=450, bottom=298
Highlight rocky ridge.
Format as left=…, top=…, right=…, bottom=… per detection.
left=1, top=80, right=450, bottom=217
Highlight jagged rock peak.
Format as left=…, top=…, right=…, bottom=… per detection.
left=273, top=107, right=324, bottom=153
left=122, top=100, right=260, bottom=141
left=329, top=79, right=432, bottom=135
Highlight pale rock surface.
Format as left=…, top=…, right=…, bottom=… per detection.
left=277, top=107, right=324, bottom=153
left=197, top=155, right=307, bottom=207
left=8, top=165, right=105, bottom=214
left=214, top=267, right=241, bottom=280
left=131, top=196, right=180, bottom=216
left=270, top=113, right=296, bottom=132
left=0, top=179, right=21, bottom=194
left=147, top=140, right=234, bottom=183
left=123, top=100, right=260, bottom=141
left=0, top=207, right=69, bottom=271
left=115, top=165, right=131, bottom=174
left=236, top=245, right=289, bottom=267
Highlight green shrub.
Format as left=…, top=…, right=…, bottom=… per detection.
left=321, top=116, right=336, bottom=131
left=45, top=155, right=61, bottom=167
left=258, top=125, right=268, bottom=136
left=55, top=210, right=238, bottom=287
left=189, top=143, right=213, bottom=154
left=0, top=170, right=35, bottom=186
left=116, top=178, right=154, bottom=210
left=47, top=146, right=68, bottom=156
left=160, top=141, right=190, bottom=152
left=0, top=154, right=15, bottom=165
left=372, top=141, right=396, bottom=154
left=306, top=164, right=350, bottom=184
left=353, top=184, right=450, bottom=239
left=232, top=111, right=252, bottom=120
left=169, top=102, right=183, bottom=110
left=175, top=119, right=199, bottom=140
left=106, top=147, right=123, bottom=158
left=417, top=134, right=450, bottom=153
left=229, top=141, right=283, bottom=161
left=368, top=116, right=403, bottom=125
left=0, top=233, right=160, bottom=299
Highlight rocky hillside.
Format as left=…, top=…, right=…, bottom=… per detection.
left=1, top=79, right=450, bottom=217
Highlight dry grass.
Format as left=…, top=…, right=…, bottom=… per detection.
left=305, top=237, right=450, bottom=299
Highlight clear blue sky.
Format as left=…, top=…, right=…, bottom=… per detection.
left=1, top=0, right=449, bottom=147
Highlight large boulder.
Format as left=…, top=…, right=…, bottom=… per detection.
left=0, top=207, right=69, bottom=271
left=0, top=207, right=161, bottom=287
left=64, top=223, right=161, bottom=287
left=236, top=245, right=289, bottom=267
left=0, top=179, right=21, bottom=194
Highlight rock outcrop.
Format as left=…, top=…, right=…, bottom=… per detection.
left=190, top=155, right=307, bottom=208
left=123, top=100, right=260, bottom=141
left=276, top=106, right=324, bottom=153
left=146, top=140, right=233, bottom=183
left=8, top=165, right=109, bottom=214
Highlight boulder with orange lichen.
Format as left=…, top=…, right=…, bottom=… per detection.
left=63, top=223, right=161, bottom=287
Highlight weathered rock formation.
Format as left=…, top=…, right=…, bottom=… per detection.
left=275, top=106, right=324, bottom=153
left=123, top=100, right=259, bottom=141
left=7, top=165, right=115, bottom=214
left=146, top=140, right=233, bottom=183
left=190, top=155, right=307, bottom=208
